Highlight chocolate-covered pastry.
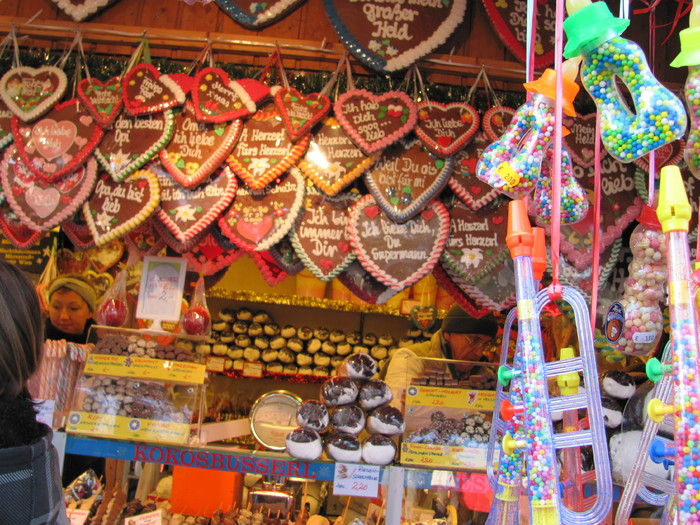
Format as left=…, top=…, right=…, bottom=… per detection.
left=298, top=327, right=313, bottom=341
left=329, top=330, right=345, bottom=343
left=330, top=355, right=345, bottom=369
left=218, top=308, right=237, bottom=322
left=363, top=333, right=378, bottom=346
left=262, top=349, right=279, bottom=362
left=297, top=400, right=330, bottom=432
left=339, top=354, right=378, bottom=380
left=270, top=336, right=286, bottom=350
left=321, top=341, right=336, bottom=355
left=367, top=405, right=405, bottom=435
left=359, top=380, right=393, bottom=410
left=254, top=336, right=269, bottom=349
left=212, top=320, right=229, bottom=332
left=266, top=363, right=283, bottom=373
left=314, top=327, right=329, bottom=341
left=601, top=396, right=624, bottom=428
left=314, top=353, right=331, bottom=367
left=346, top=331, right=361, bottom=345
left=313, top=366, right=329, bottom=377
left=297, top=353, right=313, bottom=366
left=233, top=321, right=249, bottom=334
left=243, top=347, right=261, bottom=362
left=264, top=323, right=280, bottom=336
left=299, top=366, right=313, bottom=375
left=325, top=432, right=361, bottom=463
left=288, top=338, right=304, bottom=352
left=331, top=404, right=365, bottom=434
left=248, top=322, right=263, bottom=336
left=286, top=428, right=322, bottom=460
left=237, top=308, right=252, bottom=321
left=283, top=364, right=298, bottom=375
left=253, top=311, right=271, bottom=324
left=362, top=435, right=396, bottom=465
left=235, top=334, right=252, bottom=348
left=278, top=348, right=295, bottom=364
left=220, top=331, right=235, bottom=344
left=307, top=339, right=322, bottom=354
left=370, top=345, right=388, bottom=360
left=227, top=347, right=243, bottom=360
left=321, top=377, right=359, bottom=406
left=336, top=342, right=352, bottom=356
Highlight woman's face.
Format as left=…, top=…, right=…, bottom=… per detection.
left=49, top=288, right=92, bottom=335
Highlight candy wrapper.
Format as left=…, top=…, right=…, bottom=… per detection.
left=180, top=275, right=211, bottom=337
left=64, top=469, right=102, bottom=505
left=95, top=270, right=129, bottom=327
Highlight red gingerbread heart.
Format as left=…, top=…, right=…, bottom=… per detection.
left=122, top=63, right=186, bottom=116
left=268, top=237, right=306, bottom=276
left=251, top=251, right=290, bottom=286
left=159, top=103, right=243, bottom=188
left=226, top=106, right=309, bottom=190
left=182, top=225, right=245, bottom=275
left=298, top=116, right=378, bottom=197
left=0, top=201, right=44, bottom=249
left=154, top=220, right=210, bottom=254
left=192, top=68, right=270, bottom=123
left=334, top=89, right=417, bottom=155
left=61, top=212, right=96, bottom=249
left=1, top=146, right=97, bottom=232
left=289, top=188, right=360, bottom=281
left=123, top=218, right=167, bottom=258
left=445, top=258, right=517, bottom=313
left=216, top=0, right=306, bottom=28
left=0, top=66, right=67, bottom=122
left=416, top=101, right=480, bottom=157
left=219, top=167, right=305, bottom=252
left=77, top=77, right=124, bottom=129
left=364, top=136, right=453, bottom=223
left=12, top=99, right=104, bottom=183
left=154, top=163, right=238, bottom=243
left=274, top=88, right=331, bottom=142
left=336, top=260, right=394, bottom=305
left=632, top=139, right=685, bottom=172
left=449, top=131, right=502, bottom=211
left=348, top=194, right=450, bottom=291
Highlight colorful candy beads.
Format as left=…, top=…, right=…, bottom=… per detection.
left=532, top=147, right=589, bottom=225
left=684, top=65, right=700, bottom=178
left=579, top=36, right=687, bottom=163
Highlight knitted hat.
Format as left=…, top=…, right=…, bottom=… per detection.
left=441, top=304, right=498, bottom=337
left=48, top=276, right=97, bottom=312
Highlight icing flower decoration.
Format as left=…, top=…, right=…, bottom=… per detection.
left=95, top=211, right=113, bottom=230
left=172, top=204, right=198, bottom=222
left=369, top=40, right=383, bottom=53
left=249, top=157, right=271, bottom=176
left=387, top=104, right=404, bottom=118
left=109, top=150, right=131, bottom=171
left=460, top=248, right=484, bottom=269
left=326, top=162, right=347, bottom=177
left=386, top=46, right=399, bottom=57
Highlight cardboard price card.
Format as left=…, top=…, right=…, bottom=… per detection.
left=400, top=386, right=496, bottom=470
left=84, top=354, right=206, bottom=384
left=332, top=462, right=380, bottom=498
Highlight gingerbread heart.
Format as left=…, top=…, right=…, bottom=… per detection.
left=83, top=169, right=161, bottom=246
left=159, top=103, right=243, bottom=188
left=219, top=167, right=305, bottom=252
left=416, top=101, right=479, bottom=158
left=61, top=212, right=96, bottom=249
left=348, top=195, right=450, bottom=291
left=215, top=0, right=306, bottom=28
left=322, top=0, right=467, bottom=72
left=0, top=201, right=44, bottom=248
left=0, top=99, right=13, bottom=150
left=451, top=259, right=517, bottom=313
left=337, top=259, right=395, bottom=305
left=251, top=251, right=290, bottom=286
left=481, top=106, right=517, bottom=142
left=77, top=77, right=124, bottom=129
left=123, top=218, right=167, bottom=258
left=432, top=262, right=492, bottom=318
left=632, top=139, right=685, bottom=172
left=12, top=99, right=104, bottom=183
left=411, top=305, right=438, bottom=330
left=289, top=188, right=359, bottom=281
left=192, top=69, right=270, bottom=123
left=182, top=225, right=245, bottom=275
left=449, top=131, right=502, bottom=211
left=122, top=64, right=186, bottom=116
left=57, top=247, right=90, bottom=274
left=481, top=0, right=556, bottom=68
left=0, top=66, right=68, bottom=122
left=83, top=269, right=114, bottom=299
left=268, top=236, right=306, bottom=276
left=274, top=88, right=331, bottom=142
left=95, top=109, right=175, bottom=182
left=297, top=116, right=378, bottom=197
left=334, top=90, right=417, bottom=155
left=1, top=146, right=97, bottom=231
left=364, top=136, right=453, bottom=223
left=154, top=163, right=238, bottom=243
left=86, top=238, right=125, bottom=273
left=155, top=220, right=210, bottom=254
left=563, top=113, right=597, bottom=168
left=558, top=238, right=623, bottom=302
left=440, top=200, right=511, bottom=285
left=226, top=108, right=309, bottom=190
left=51, top=0, right=114, bottom=21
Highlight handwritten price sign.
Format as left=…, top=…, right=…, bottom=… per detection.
left=333, top=462, right=380, bottom=498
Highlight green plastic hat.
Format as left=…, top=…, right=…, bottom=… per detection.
left=563, top=2, right=630, bottom=58
left=671, top=27, right=700, bottom=67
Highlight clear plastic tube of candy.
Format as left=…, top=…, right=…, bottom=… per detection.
left=683, top=65, right=700, bottom=177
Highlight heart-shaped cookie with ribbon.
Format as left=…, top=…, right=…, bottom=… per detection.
left=83, top=169, right=161, bottom=246
left=51, top=0, right=114, bottom=21
left=219, top=167, right=305, bottom=251
left=122, top=63, right=186, bottom=116
left=226, top=106, right=309, bottom=190
left=481, top=0, right=556, bottom=68
left=289, top=187, right=359, bottom=281
left=481, top=106, right=517, bottom=142
left=364, top=136, right=453, bottom=223
left=86, top=238, right=125, bottom=273
left=95, top=109, right=175, bottom=182
left=268, top=236, right=305, bottom=276
left=0, top=66, right=68, bottom=122
left=159, top=103, right=243, bottom=188
left=334, top=89, right=417, bottom=155
left=0, top=201, right=43, bottom=248
left=440, top=200, right=511, bottom=285
left=123, top=218, right=167, bottom=258
left=192, top=68, right=270, bottom=123
left=563, top=113, right=597, bottom=168
left=215, top=0, right=306, bottom=28
left=61, top=212, right=96, bottom=249
left=348, top=195, right=450, bottom=291
left=274, top=88, right=331, bottom=141
left=77, top=77, right=124, bottom=129
left=416, top=101, right=479, bottom=158
left=182, top=225, right=245, bottom=275
left=297, top=116, right=378, bottom=197
left=12, top=99, right=104, bottom=183
left=251, top=251, right=290, bottom=286
left=154, top=163, right=238, bottom=243
left=322, top=0, right=467, bottom=72
left=0, top=99, right=14, bottom=150
left=449, top=131, right=502, bottom=211
left=1, top=146, right=98, bottom=231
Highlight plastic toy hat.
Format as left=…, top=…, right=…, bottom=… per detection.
left=523, top=58, right=581, bottom=117
left=563, top=0, right=630, bottom=59
left=672, top=25, right=700, bottom=67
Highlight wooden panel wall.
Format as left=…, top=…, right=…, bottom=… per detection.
left=0, top=0, right=686, bottom=89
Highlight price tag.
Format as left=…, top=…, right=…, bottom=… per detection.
left=333, top=462, right=380, bottom=498
left=243, top=361, right=264, bottom=378
left=34, top=399, right=55, bottom=428
left=206, top=356, right=226, bottom=372
left=633, top=331, right=657, bottom=344
left=67, top=509, right=90, bottom=525
left=430, top=470, right=455, bottom=489
left=126, top=509, right=163, bottom=524
left=495, top=162, right=521, bottom=188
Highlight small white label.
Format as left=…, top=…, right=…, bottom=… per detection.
left=333, top=462, right=380, bottom=498
left=67, top=509, right=90, bottom=525
left=633, top=331, right=657, bottom=344
left=430, top=470, right=456, bottom=489
left=126, top=509, right=163, bottom=525
left=34, top=399, right=55, bottom=428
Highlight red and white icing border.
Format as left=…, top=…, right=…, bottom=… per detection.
left=153, top=219, right=210, bottom=254
left=447, top=177, right=501, bottom=211
left=415, top=101, right=480, bottom=158
left=432, top=263, right=492, bottom=318
left=0, top=209, right=43, bottom=249
left=251, top=251, right=290, bottom=286
left=347, top=195, right=450, bottom=291
left=192, top=68, right=259, bottom=124
left=122, top=64, right=186, bottom=117
left=182, top=228, right=245, bottom=275
left=0, top=66, right=68, bottom=123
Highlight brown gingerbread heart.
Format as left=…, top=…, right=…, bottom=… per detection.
left=416, top=101, right=480, bottom=158
left=86, top=239, right=125, bottom=273
left=0, top=66, right=67, bottom=122
left=77, top=77, right=124, bottom=129
left=274, top=87, right=331, bottom=142
left=449, top=131, right=502, bottom=211
left=122, top=63, right=186, bottom=116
